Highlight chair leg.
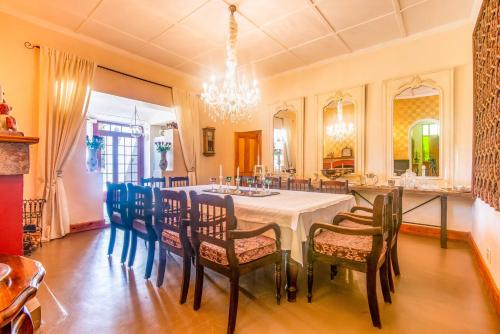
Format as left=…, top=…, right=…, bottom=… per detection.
left=387, top=251, right=395, bottom=293
left=180, top=254, right=191, bottom=304
left=193, top=264, right=204, bottom=310
left=128, top=232, right=138, bottom=268
left=275, top=262, right=281, bottom=305
left=157, top=247, right=167, bottom=287
left=330, top=265, right=338, bottom=280
left=107, top=226, right=116, bottom=256
left=391, top=243, right=401, bottom=276
left=120, top=229, right=130, bottom=264
left=366, top=269, right=381, bottom=328
left=227, top=275, right=240, bottom=334
left=379, top=260, right=392, bottom=304
left=145, top=240, right=156, bottom=279
left=307, top=262, right=314, bottom=303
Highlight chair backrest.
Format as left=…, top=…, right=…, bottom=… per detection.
left=319, top=179, right=349, bottom=194
left=153, top=188, right=188, bottom=234
left=266, top=176, right=282, bottom=190
left=141, top=177, right=166, bottom=188
left=127, top=183, right=153, bottom=231
left=169, top=176, right=189, bottom=188
left=369, top=193, right=393, bottom=262
left=392, top=186, right=404, bottom=236
left=189, top=191, right=236, bottom=249
left=106, top=182, right=128, bottom=224
left=287, top=178, right=312, bottom=191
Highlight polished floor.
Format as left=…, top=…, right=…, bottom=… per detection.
left=30, top=229, right=500, bottom=333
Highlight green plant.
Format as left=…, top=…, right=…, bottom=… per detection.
left=155, top=141, right=172, bottom=153
left=86, top=135, right=104, bottom=150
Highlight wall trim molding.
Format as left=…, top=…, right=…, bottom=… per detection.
left=400, top=223, right=500, bottom=317
left=70, top=220, right=108, bottom=233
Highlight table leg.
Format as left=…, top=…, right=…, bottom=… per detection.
left=285, top=251, right=299, bottom=302
left=440, top=194, right=448, bottom=248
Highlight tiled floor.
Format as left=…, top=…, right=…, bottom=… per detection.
left=30, top=229, right=500, bottom=333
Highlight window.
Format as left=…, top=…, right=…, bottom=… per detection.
left=95, top=121, right=144, bottom=190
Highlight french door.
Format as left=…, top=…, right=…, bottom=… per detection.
left=95, top=121, right=144, bottom=188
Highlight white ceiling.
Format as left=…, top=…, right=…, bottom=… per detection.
left=2, top=0, right=475, bottom=79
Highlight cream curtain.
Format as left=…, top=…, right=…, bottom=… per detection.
left=173, top=88, right=201, bottom=185
left=36, top=47, right=96, bottom=240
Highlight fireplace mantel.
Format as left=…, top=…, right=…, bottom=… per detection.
left=0, top=135, right=39, bottom=175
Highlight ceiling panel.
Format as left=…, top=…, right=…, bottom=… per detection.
left=402, top=0, right=474, bottom=35
left=262, top=6, right=331, bottom=48
left=139, top=44, right=187, bottom=68
left=399, top=0, right=428, bottom=10
left=291, top=35, right=349, bottom=64
left=237, top=0, right=310, bottom=26
left=252, top=52, right=304, bottom=77
left=317, top=0, right=394, bottom=31
left=79, top=19, right=148, bottom=54
left=91, top=0, right=173, bottom=40
left=176, top=61, right=210, bottom=77
left=339, top=14, right=401, bottom=50
left=139, top=0, right=208, bottom=22
left=237, top=29, right=285, bottom=63
left=152, top=24, right=218, bottom=58
left=179, top=0, right=255, bottom=43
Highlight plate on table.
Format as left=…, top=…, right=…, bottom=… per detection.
left=0, top=263, right=11, bottom=282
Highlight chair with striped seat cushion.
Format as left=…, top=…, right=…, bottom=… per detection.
left=307, top=193, right=393, bottom=328
left=189, top=191, right=282, bottom=334
left=154, top=188, right=191, bottom=304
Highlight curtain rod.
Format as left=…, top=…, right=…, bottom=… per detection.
left=24, top=42, right=173, bottom=90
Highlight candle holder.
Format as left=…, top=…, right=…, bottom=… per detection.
left=235, top=177, right=241, bottom=192
left=219, top=175, right=224, bottom=190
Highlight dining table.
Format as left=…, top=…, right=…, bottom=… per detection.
left=168, top=184, right=356, bottom=302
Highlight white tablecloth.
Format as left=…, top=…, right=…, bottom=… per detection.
left=170, top=185, right=356, bottom=265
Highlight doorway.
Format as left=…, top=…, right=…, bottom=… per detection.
left=234, top=130, right=262, bottom=177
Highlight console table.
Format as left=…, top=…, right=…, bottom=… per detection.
left=0, top=254, right=45, bottom=334
left=350, top=185, right=473, bottom=248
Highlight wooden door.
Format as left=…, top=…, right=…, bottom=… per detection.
left=234, top=131, right=262, bottom=176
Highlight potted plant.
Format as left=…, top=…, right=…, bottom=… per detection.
left=86, top=135, right=104, bottom=172
left=155, top=141, right=172, bottom=171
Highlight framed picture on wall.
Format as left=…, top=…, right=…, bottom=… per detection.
left=202, top=127, right=215, bottom=156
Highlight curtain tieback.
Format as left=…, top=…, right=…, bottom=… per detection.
left=56, top=170, right=63, bottom=177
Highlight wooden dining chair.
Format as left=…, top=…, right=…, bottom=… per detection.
left=319, top=179, right=349, bottom=194
left=154, top=188, right=192, bottom=303
left=350, top=187, right=403, bottom=292
left=127, top=183, right=157, bottom=279
left=287, top=178, right=312, bottom=191
left=106, top=182, right=130, bottom=263
left=307, top=193, right=393, bottom=328
left=189, top=191, right=282, bottom=334
left=141, top=177, right=166, bottom=188
left=169, top=176, right=189, bottom=188
left=266, top=176, right=282, bottom=190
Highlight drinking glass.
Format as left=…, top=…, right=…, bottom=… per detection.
left=209, top=177, right=217, bottom=191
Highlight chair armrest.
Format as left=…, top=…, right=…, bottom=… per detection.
left=229, top=223, right=281, bottom=241
left=309, top=222, right=382, bottom=237
left=350, top=206, right=374, bottom=214
left=332, top=213, right=374, bottom=226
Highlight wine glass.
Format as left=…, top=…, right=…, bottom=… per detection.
left=247, top=178, right=254, bottom=192
left=209, top=177, right=217, bottom=191
left=225, top=176, right=232, bottom=192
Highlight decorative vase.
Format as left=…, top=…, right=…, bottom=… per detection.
left=159, top=151, right=168, bottom=171
left=86, top=148, right=99, bottom=172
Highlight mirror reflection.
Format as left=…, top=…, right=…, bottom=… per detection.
left=322, top=98, right=355, bottom=178
left=273, top=109, right=296, bottom=173
left=393, top=85, right=440, bottom=176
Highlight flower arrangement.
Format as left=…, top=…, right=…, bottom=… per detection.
left=86, top=135, right=104, bottom=150
left=155, top=141, right=172, bottom=153
left=165, top=121, right=178, bottom=129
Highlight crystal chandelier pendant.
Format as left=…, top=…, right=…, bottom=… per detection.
left=130, top=106, right=143, bottom=138
left=201, top=5, right=260, bottom=122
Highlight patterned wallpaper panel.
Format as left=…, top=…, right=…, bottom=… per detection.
left=323, top=104, right=355, bottom=157
left=393, top=95, right=439, bottom=160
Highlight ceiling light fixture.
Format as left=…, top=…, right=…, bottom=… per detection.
left=130, top=106, right=143, bottom=138
left=201, top=5, right=260, bottom=122
left=326, top=99, right=354, bottom=138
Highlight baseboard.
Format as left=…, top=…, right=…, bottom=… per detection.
left=400, top=222, right=469, bottom=241
left=70, top=220, right=107, bottom=233
left=467, top=234, right=500, bottom=318
left=400, top=222, right=500, bottom=318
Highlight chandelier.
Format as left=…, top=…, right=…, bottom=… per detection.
left=201, top=5, right=260, bottom=122
left=130, top=105, right=143, bottom=138
left=326, top=99, right=354, bottom=138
